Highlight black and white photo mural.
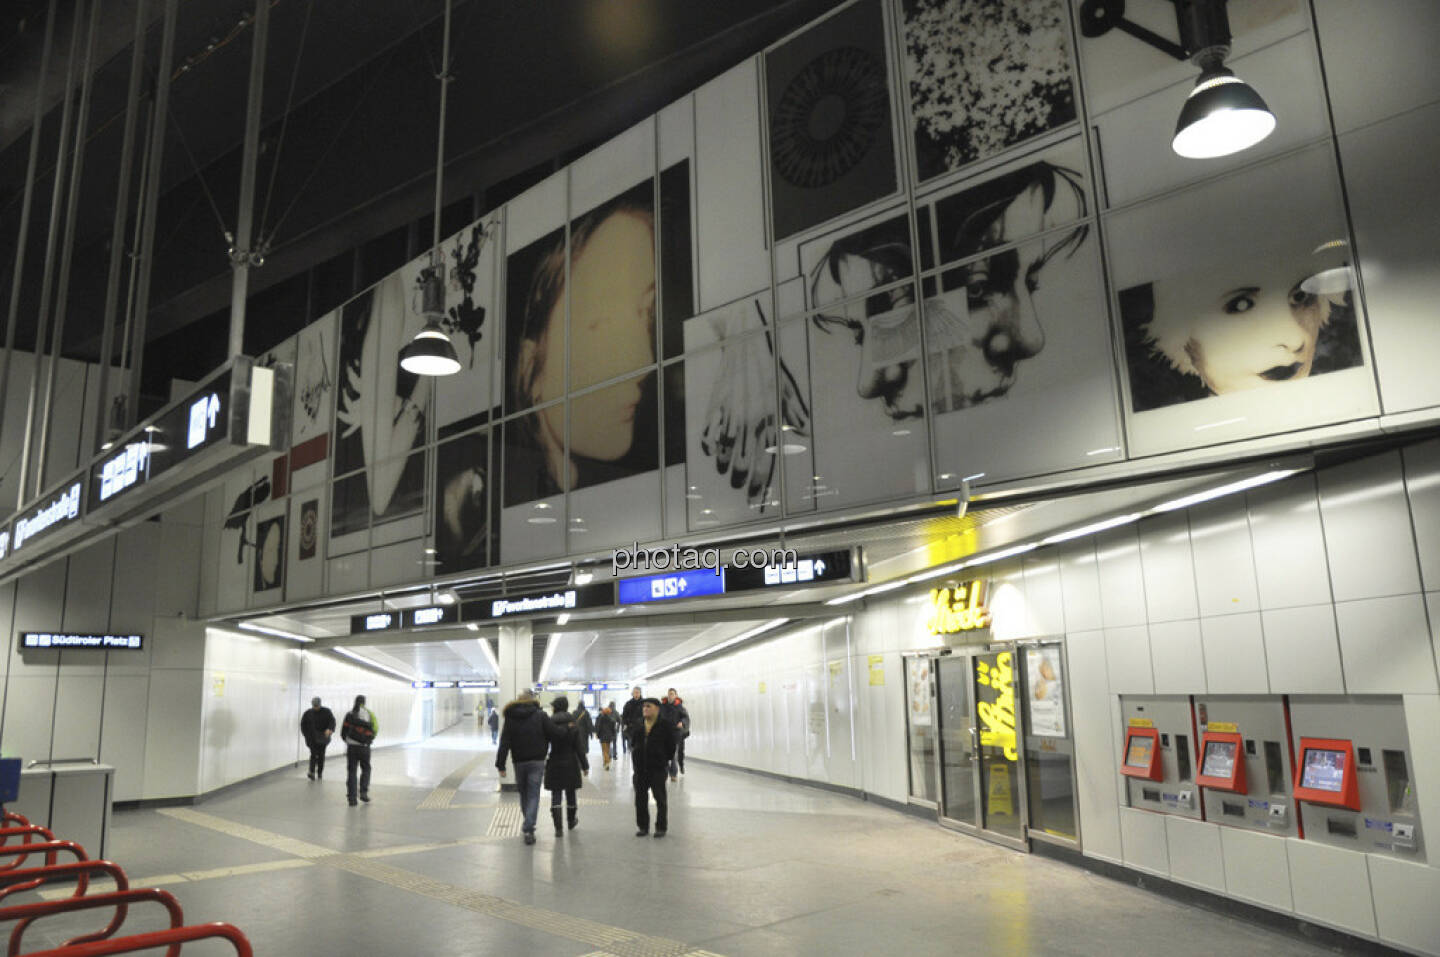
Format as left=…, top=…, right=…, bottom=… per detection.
left=434, top=428, right=494, bottom=574
left=252, top=514, right=285, bottom=593
left=918, top=138, right=1122, bottom=484
left=765, top=0, right=899, bottom=242
left=901, top=0, right=1077, bottom=186
left=1109, top=144, right=1376, bottom=456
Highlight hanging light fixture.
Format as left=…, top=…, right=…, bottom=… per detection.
left=1081, top=0, right=1275, bottom=159
left=399, top=0, right=461, bottom=376
left=399, top=264, right=461, bottom=375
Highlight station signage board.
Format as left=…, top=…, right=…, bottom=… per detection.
left=616, top=549, right=857, bottom=606
left=11, top=480, right=84, bottom=557
left=463, top=582, right=614, bottom=621
left=89, top=370, right=233, bottom=513
left=404, top=605, right=458, bottom=628
left=412, top=679, right=497, bottom=690
left=350, top=612, right=400, bottom=634
left=23, top=632, right=144, bottom=651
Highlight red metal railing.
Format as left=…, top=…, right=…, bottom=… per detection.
left=20, top=922, right=252, bottom=956
left=2, top=888, right=183, bottom=957
left=0, top=804, right=253, bottom=955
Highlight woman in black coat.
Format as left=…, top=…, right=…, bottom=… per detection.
left=544, top=697, right=589, bottom=835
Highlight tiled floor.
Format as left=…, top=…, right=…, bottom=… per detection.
left=15, top=724, right=1379, bottom=955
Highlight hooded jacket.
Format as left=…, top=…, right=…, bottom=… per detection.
left=496, top=699, right=554, bottom=769
left=595, top=709, right=618, bottom=743
left=543, top=711, right=589, bottom=791
left=659, top=697, right=690, bottom=737
left=300, top=706, right=335, bottom=746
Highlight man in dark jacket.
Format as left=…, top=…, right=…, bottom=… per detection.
left=300, top=697, right=335, bottom=780
left=660, top=688, right=690, bottom=781
left=340, top=695, right=377, bottom=806
left=487, top=707, right=499, bottom=744
left=496, top=690, right=556, bottom=845
left=574, top=701, right=594, bottom=757
left=595, top=705, right=618, bottom=770
left=629, top=697, right=677, bottom=838
left=544, top=697, right=589, bottom=836
left=620, top=687, right=644, bottom=759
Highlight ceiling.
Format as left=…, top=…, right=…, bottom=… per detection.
left=0, top=0, right=844, bottom=409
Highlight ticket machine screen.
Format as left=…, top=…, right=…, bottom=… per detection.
left=1201, top=740, right=1237, bottom=779
left=1300, top=748, right=1347, bottom=793
left=1125, top=736, right=1154, bottom=769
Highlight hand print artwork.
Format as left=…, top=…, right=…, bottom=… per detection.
left=902, top=0, right=1077, bottom=184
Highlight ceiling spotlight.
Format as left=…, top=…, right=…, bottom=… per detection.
left=1081, top=0, right=1275, bottom=160
left=399, top=266, right=461, bottom=376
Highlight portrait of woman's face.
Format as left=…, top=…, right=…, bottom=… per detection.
left=1149, top=273, right=1324, bottom=396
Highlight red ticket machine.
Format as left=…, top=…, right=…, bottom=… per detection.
left=1121, top=727, right=1162, bottom=781
left=1293, top=737, right=1360, bottom=811
left=1195, top=730, right=1247, bottom=793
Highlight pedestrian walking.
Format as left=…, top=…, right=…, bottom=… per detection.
left=595, top=703, right=618, bottom=770
left=495, top=689, right=556, bottom=845
left=300, top=697, right=335, bottom=780
left=660, top=688, right=690, bottom=780
left=629, top=697, right=677, bottom=838
left=620, top=687, right=644, bottom=759
left=340, top=695, right=377, bottom=806
left=574, top=700, right=594, bottom=756
left=544, top=697, right=589, bottom=835
left=487, top=706, right=499, bottom=745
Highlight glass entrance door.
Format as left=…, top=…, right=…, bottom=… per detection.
left=934, top=647, right=1030, bottom=849
left=936, top=655, right=977, bottom=828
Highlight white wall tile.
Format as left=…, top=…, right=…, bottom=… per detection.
left=1188, top=498, right=1260, bottom=617
left=63, top=541, right=115, bottom=634
left=1120, top=807, right=1170, bottom=876
left=1059, top=543, right=1103, bottom=633
left=1334, top=594, right=1438, bottom=694
left=1262, top=604, right=1345, bottom=693
left=1220, top=827, right=1293, bottom=913
left=51, top=674, right=104, bottom=760
left=1402, top=694, right=1440, bottom=866
left=1286, top=839, right=1377, bottom=939
left=1404, top=440, right=1440, bottom=592
left=2, top=674, right=57, bottom=760
left=1149, top=619, right=1204, bottom=695
left=142, top=669, right=203, bottom=799
left=1096, top=528, right=1146, bottom=628
left=1022, top=554, right=1064, bottom=638
left=1318, top=451, right=1422, bottom=602
left=1313, top=0, right=1440, bottom=135
left=100, top=675, right=150, bottom=802
left=1104, top=625, right=1153, bottom=694
left=1201, top=613, right=1269, bottom=694
left=1368, top=853, right=1440, bottom=955
left=1165, top=817, right=1225, bottom=893
left=1139, top=514, right=1198, bottom=623
left=1068, top=629, right=1122, bottom=863
left=1246, top=474, right=1332, bottom=610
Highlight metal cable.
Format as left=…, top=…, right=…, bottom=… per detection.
left=257, top=0, right=316, bottom=246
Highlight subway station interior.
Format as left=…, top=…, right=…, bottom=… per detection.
left=0, top=0, right=1438, bottom=953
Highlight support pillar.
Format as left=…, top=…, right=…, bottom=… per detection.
left=495, top=621, right=532, bottom=792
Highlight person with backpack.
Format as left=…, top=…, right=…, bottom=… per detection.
left=340, top=694, right=378, bottom=806
left=543, top=696, right=589, bottom=836
left=595, top=703, right=618, bottom=770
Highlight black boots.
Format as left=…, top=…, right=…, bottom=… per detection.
left=567, top=808, right=578, bottom=831
left=551, top=807, right=564, bottom=836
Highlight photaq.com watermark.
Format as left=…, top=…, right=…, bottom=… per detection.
left=611, top=543, right=798, bottom=578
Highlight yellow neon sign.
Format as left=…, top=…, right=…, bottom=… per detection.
left=924, top=581, right=991, bottom=635
left=976, top=652, right=1018, bottom=762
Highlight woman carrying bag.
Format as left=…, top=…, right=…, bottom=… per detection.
left=544, top=696, right=589, bottom=836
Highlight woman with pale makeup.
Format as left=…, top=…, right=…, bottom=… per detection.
left=508, top=195, right=658, bottom=500
left=1121, top=245, right=1362, bottom=412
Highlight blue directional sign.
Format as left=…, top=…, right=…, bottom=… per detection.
left=617, top=568, right=726, bottom=605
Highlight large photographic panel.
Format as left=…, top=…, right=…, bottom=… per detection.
left=765, top=0, right=899, bottom=242
left=435, top=218, right=501, bottom=438
left=291, top=309, right=336, bottom=491
left=252, top=512, right=285, bottom=596
left=434, top=429, right=494, bottom=575
left=901, top=0, right=1077, bottom=186
left=1108, top=145, right=1377, bottom=456
left=500, top=411, right=565, bottom=563
left=798, top=207, right=914, bottom=313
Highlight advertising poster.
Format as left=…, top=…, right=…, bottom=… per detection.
left=901, top=0, right=1076, bottom=186
left=765, top=0, right=898, bottom=241
left=907, top=657, right=932, bottom=727
left=1025, top=645, right=1066, bottom=738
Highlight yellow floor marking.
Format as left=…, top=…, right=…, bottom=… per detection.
left=416, top=753, right=491, bottom=810
left=35, top=859, right=313, bottom=900
left=161, top=806, right=719, bottom=955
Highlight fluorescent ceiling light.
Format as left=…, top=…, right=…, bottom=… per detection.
left=333, top=647, right=415, bottom=683
left=238, top=621, right=313, bottom=643
left=967, top=542, right=1039, bottom=566
left=1150, top=470, right=1299, bottom=513
left=556, top=613, right=570, bottom=625
left=479, top=637, right=500, bottom=675
left=574, top=571, right=594, bottom=585
left=824, top=592, right=866, bottom=606
left=1041, top=513, right=1144, bottom=546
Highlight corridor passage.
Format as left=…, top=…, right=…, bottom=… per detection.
left=31, top=725, right=1371, bottom=955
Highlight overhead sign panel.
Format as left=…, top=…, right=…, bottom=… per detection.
left=23, top=632, right=144, bottom=650
left=462, top=582, right=614, bottom=621
left=350, top=612, right=400, bottom=634
left=404, top=605, right=458, bottom=628
left=617, top=569, right=725, bottom=604
left=616, top=549, right=858, bottom=605
left=11, top=480, right=84, bottom=557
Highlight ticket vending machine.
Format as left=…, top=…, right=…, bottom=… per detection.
left=1288, top=696, right=1424, bottom=861
left=1119, top=696, right=1201, bottom=819
left=1193, top=695, right=1296, bottom=836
